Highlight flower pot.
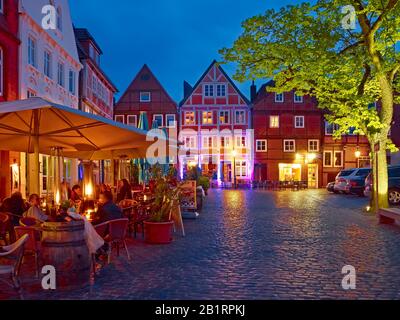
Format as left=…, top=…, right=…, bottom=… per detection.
left=144, top=221, right=174, bottom=244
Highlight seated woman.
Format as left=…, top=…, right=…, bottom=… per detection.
left=23, top=194, right=48, bottom=223
left=116, top=179, right=132, bottom=203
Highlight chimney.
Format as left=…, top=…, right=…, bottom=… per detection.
left=250, top=81, right=257, bottom=102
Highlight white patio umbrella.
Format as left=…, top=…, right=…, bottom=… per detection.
left=0, top=98, right=164, bottom=194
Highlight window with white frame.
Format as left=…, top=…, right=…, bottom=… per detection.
left=295, top=116, right=305, bottom=128
left=270, top=115, right=279, bottom=128
left=256, top=140, right=267, bottom=152
left=221, top=136, right=231, bottom=148
left=153, top=114, right=163, bottom=127
left=127, top=115, right=137, bottom=127
left=28, top=36, right=37, bottom=67
left=57, top=62, right=65, bottom=87
left=275, top=93, right=284, bottom=102
left=166, top=114, right=176, bottom=128
left=294, top=93, right=303, bottom=103
left=68, top=70, right=76, bottom=95
left=235, top=110, right=246, bottom=125
left=325, top=121, right=340, bottom=135
left=202, top=136, right=217, bottom=149
left=236, top=136, right=247, bottom=148
left=308, top=140, right=320, bottom=152
left=235, top=161, right=247, bottom=177
left=184, top=136, right=197, bottom=149
left=44, top=51, right=52, bottom=78
left=323, top=151, right=333, bottom=167
left=202, top=111, right=213, bottom=125
left=216, top=84, right=226, bottom=97
left=334, top=151, right=343, bottom=167
left=140, top=92, right=151, bottom=102
left=219, top=110, right=230, bottom=125
left=204, top=84, right=214, bottom=97
left=0, top=47, right=3, bottom=96
left=284, top=140, right=295, bottom=152
left=184, top=111, right=195, bottom=125
left=115, top=115, right=124, bottom=124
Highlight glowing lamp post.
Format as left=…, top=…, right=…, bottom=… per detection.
left=355, top=147, right=361, bottom=168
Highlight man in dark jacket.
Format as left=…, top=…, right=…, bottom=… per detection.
left=95, top=191, right=123, bottom=225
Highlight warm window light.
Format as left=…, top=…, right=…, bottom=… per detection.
left=355, top=149, right=361, bottom=158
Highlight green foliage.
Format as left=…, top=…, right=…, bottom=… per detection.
left=148, top=164, right=182, bottom=223
left=221, top=0, right=400, bottom=150
left=197, top=176, right=210, bottom=192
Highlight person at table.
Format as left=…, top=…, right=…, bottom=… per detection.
left=23, top=194, right=48, bottom=223
left=71, top=185, right=83, bottom=202
left=116, top=179, right=132, bottom=203
left=94, top=191, right=123, bottom=225
left=0, top=192, right=27, bottom=226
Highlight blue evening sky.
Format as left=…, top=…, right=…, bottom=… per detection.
left=69, top=0, right=298, bottom=102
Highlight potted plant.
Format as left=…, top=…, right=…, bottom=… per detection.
left=198, top=176, right=210, bottom=196
left=144, top=165, right=181, bottom=244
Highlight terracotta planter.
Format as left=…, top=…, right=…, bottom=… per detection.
left=144, top=221, right=174, bottom=244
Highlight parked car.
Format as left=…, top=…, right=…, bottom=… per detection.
left=364, top=165, right=400, bottom=205
left=334, top=168, right=371, bottom=195
left=326, top=182, right=335, bottom=193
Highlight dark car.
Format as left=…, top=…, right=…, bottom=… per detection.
left=364, top=165, right=400, bottom=205
left=345, top=168, right=371, bottom=197
left=334, top=168, right=371, bottom=196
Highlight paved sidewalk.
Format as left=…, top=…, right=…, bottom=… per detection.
left=2, top=189, right=400, bottom=300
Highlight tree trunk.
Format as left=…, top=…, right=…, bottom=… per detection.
left=371, top=141, right=389, bottom=210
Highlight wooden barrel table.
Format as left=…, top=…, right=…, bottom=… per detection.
left=41, top=221, right=90, bottom=290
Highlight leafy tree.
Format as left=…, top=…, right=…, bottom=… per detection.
left=221, top=0, right=400, bottom=209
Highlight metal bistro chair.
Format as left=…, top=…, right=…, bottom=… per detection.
left=0, top=212, right=10, bottom=245
left=107, top=219, right=131, bottom=264
left=14, top=227, right=41, bottom=278
left=0, top=234, right=29, bottom=299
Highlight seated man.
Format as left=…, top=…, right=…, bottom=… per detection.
left=23, top=194, right=48, bottom=223
left=94, top=191, right=123, bottom=225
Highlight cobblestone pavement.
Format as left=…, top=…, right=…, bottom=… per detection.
left=2, top=189, right=400, bottom=300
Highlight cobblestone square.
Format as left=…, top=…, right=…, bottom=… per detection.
left=2, top=189, right=400, bottom=300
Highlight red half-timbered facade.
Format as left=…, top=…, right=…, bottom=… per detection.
left=253, top=82, right=324, bottom=188
left=0, top=0, right=20, bottom=200
left=74, top=28, right=117, bottom=119
left=114, top=64, right=178, bottom=130
left=179, top=61, right=252, bottom=185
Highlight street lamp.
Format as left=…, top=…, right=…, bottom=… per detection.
left=232, top=149, right=237, bottom=189
left=355, top=146, right=361, bottom=168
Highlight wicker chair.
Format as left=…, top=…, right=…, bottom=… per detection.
left=0, top=234, right=29, bottom=299
left=14, top=227, right=41, bottom=278
left=0, top=213, right=10, bottom=245
left=107, top=219, right=131, bottom=264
